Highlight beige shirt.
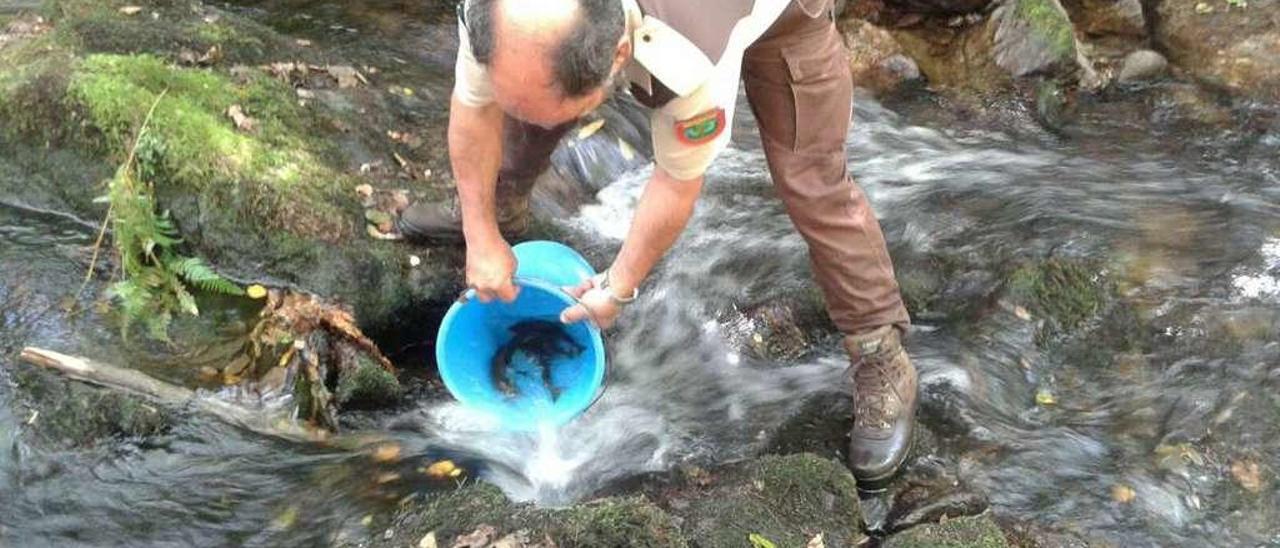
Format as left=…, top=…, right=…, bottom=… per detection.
left=453, top=0, right=792, bottom=181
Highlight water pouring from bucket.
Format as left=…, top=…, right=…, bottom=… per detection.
left=436, top=241, right=607, bottom=431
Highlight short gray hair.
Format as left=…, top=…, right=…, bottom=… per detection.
left=464, top=0, right=625, bottom=97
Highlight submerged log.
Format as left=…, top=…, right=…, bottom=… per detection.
left=19, top=347, right=328, bottom=444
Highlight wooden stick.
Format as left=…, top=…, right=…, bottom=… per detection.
left=18, top=347, right=328, bottom=444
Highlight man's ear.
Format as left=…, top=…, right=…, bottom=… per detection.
left=611, top=34, right=632, bottom=75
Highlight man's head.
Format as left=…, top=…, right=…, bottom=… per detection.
left=467, top=0, right=629, bottom=127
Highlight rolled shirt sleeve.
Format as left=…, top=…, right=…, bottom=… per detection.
left=648, top=64, right=741, bottom=182
left=453, top=11, right=495, bottom=107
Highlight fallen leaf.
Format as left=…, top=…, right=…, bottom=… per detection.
left=1035, top=389, right=1057, bottom=407
left=197, top=366, right=220, bottom=382
left=271, top=505, right=299, bottom=530
left=806, top=533, right=826, bottom=548
left=296, top=88, right=315, bottom=99
left=365, top=209, right=393, bottom=226
left=491, top=530, right=531, bottom=548
left=618, top=138, right=635, bottom=161
left=577, top=118, right=605, bottom=139
left=246, top=284, right=268, bottom=299
left=367, top=224, right=402, bottom=240
left=1194, top=1, right=1214, bottom=12
left=748, top=533, right=777, bottom=548
left=1111, top=484, right=1136, bottom=503
left=1231, top=460, right=1264, bottom=493
left=451, top=525, right=497, bottom=548
left=423, top=460, right=459, bottom=479
left=361, top=515, right=374, bottom=527
left=418, top=531, right=438, bottom=548
left=295, top=39, right=312, bottom=47
left=375, top=472, right=401, bottom=484
left=226, top=104, right=257, bottom=132
left=328, top=65, right=363, bottom=88
left=355, top=184, right=374, bottom=197
left=119, top=6, right=142, bottom=15
left=1013, top=306, right=1032, bottom=321
left=371, top=443, right=402, bottom=463
left=393, top=152, right=409, bottom=169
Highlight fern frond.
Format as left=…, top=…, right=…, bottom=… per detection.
left=168, top=257, right=245, bottom=296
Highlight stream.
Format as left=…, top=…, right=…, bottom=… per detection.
left=3, top=1, right=1280, bottom=546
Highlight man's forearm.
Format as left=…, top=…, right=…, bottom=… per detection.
left=447, top=96, right=506, bottom=243
left=609, top=167, right=704, bottom=294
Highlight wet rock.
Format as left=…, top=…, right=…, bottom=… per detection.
left=881, top=514, right=1011, bottom=547
left=1117, top=49, right=1169, bottom=83
left=1149, top=83, right=1233, bottom=127
left=991, top=0, right=1084, bottom=79
left=1059, top=0, right=1145, bottom=39
left=885, top=0, right=994, bottom=16
left=1155, top=0, right=1280, bottom=102
left=0, top=0, right=459, bottom=324
left=672, top=454, right=867, bottom=547
left=12, top=367, right=172, bottom=448
left=840, top=19, right=923, bottom=96
left=889, top=0, right=1093, bottom=93
left=364, top=483, right=687, bottom=548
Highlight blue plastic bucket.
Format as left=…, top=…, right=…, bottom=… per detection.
left=435, top=241, right=606, bottom=430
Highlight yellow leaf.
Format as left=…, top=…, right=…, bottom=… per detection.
left=371, top=443, right=402, bottom=463
left=1035, top=389, right=1057, bottom=407
left=748, top=533, right=777, bottom=548
left=246, top=284, right=268, bottom=299
left=577, top=118, right=605, bottom=140
left=618, top=138, right=635, bottom=161
left=1111, top=484, right=1136, bottom=503
left=361, top=515, right=373, bottom=527
left=418, top=532, right=438, bottom=548
left=119, top=6, right=143, bottom=15
left=423, top=460, right=459, bottom=479
left=271, top=505, right=299, bottom=530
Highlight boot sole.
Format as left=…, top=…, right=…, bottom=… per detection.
left=852, top=431, right=915, bottom=493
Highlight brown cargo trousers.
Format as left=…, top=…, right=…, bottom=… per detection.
left=494, top=0, right=910, bottom=336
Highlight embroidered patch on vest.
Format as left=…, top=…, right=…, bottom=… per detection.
left=675, top=108, right=726, bottom=145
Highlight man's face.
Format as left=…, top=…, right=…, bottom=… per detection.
left=489, top=51, right=613, bottom=128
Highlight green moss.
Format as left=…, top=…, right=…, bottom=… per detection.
left=682, top=454, right=865, bottom=547
left=14, top=367, right=172, bottom=448
left=1007, top=258, right=1109, bottom=341
left=1014, top=0, right=1075, bottom=59
left=883, top=515, right=1011, bottom=548
left=374, top=484, right=686, bottom=548
left=66, top=53, right=350, bottom=238
left=335, top=358, right=401, bottom=407
left=553, top=497, right=687, bottom=548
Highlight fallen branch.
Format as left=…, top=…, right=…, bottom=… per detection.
left=19, top=347, right=328, bottom=444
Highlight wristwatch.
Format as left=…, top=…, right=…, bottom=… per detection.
left=594, top=269, right=639, bottom=306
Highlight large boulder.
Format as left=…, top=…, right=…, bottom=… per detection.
left=0, top=0, right=461, bottom=323
left=840, top=18, right=924, bottom=96
left=1155, top=0, right=1280, bottom=102
left=889, top=0, right=1092, bottom=92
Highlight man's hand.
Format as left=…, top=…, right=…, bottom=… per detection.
left=466, top=236, right=519, bottom=302
left=560, top=276, right=624, bottom=329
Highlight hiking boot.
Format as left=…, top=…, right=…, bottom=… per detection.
left=395, top=178, right=534, bottom=243
left=844, top=325, right=917, bottom=489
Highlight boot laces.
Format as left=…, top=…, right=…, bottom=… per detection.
left=853, top=353, right=902, bottom=431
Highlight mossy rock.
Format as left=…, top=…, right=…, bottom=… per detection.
left=1005, top=257, right=1111, bottom=342
left=677, top=453, right=865, bottom=547
left=335, top=356, right=402, bottom=408
left=12, top=366, right=173, bottom=448
left=372, top=483, right=686, bottom=548
left=882, top=514, right=1011, bottom=548
left=0, top=0, right=458, bottom=323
